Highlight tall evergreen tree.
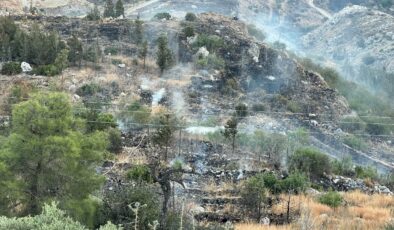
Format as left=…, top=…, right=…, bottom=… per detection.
left=156, top=34, right=173, bottom=74
left=67, top=34, right=83, bottom=67
left=223, top=117, right=238, bottom=154
left=134, top=18, right=144, bottom=44
left=115, top=0, right=125, bottom=18
left=0, top=92, right=107, bottom=215
left=86, top=5, right=101, bottom=21
left=139, top=40, right=148, bottom=69
left=103, top=0, right=115, bottom=18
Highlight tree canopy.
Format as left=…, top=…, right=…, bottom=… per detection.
left=0, top=92, right=107, bottom=216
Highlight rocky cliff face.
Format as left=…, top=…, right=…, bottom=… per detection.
left=197, top=13, right=349, bottom=117
left=302, top=6, right=394, bottom=74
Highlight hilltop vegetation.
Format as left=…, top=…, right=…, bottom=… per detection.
left=0, top=11, right=393, bottom=230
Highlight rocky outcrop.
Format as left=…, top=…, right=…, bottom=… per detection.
left=302, top=6, right=394, bottom=73
left=321, top=174, right=393, bottom=195
left=185, top=13, right=349, bottom=120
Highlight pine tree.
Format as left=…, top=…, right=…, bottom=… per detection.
left=67, top=34, right=83, bottom=67
left=0, top=92, right=107, bottom=215
left=54, top=49, right=69, bottom=73
left=156, top=34, right=173, bottom=74
left=134, top=18, right=144, bottom=44
left=115, top=0, right=124, bottom=18
left=139, top=40, right=148, bottom=69
left=86, top=5, right=101, bottom=21
left=223, top=117, right=238, bottom=154
left=103, top=0, right=115, bottom=18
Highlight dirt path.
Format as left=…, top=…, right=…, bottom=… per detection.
left=306, top=0, right=332, bottom=19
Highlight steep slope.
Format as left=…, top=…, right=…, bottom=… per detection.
left=302, top=6, right=394, bottom=73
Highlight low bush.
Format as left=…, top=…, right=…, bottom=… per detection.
left=182, top=26, right=195, bottom=37
left=107, top=128, right=122, bottom=154
left=331, top=157, right=354, bottom=177
left=278, top=172, right=309, bottom=193
left=126, top=165, right=152, bottom=184
left=32, top=64, right=60, bottom=76
left=1, top=62, right=22, bottom=75
left=154, top=12, right=171, bottom=20
left=319, top=191, right=342, bottom=208
left=193, top=34, right=224, bottom=52
left=111, top=59, right=122, bottom=65
left=289, top=148, right=331, bottom=180
left=342, top=135, right=367, bottom=151
left=235, top=103, right=248, bottom=118
left=196, top=54, right=225, bottom=70
left=76, top=83, right=102, bottom=97
left=185, top=12, right=197, bottom=21
left=104, top=46, right=118, bottom=55
left=355, top=166, right=378, bottom=180
left=252, top=103, right=266, bottom=112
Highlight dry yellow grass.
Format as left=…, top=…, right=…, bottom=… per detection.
left=343, top=190, right=394, bottom=208
left=267, top=191, right=393, bottom=230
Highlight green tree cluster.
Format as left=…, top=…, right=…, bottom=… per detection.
left=0, top=17, right=70, bottom=75
left=86, top=5, right=101, bottom=21
left=0, top=92, right=107, bottom=217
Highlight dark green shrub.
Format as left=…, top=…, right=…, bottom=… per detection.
left=32, top=64, right=60, bottom=76
left=97, top=184, right=160, bottom=229
left=318, top=191, right=342, bottom=208
left=196, top=54, right=225, bottom=70
left=342, top=135, right=367, bottom=151
left=252, top=103, right=266, bottom=112
left=76, top=83, right=102, bottom=97
left=355, top=166, right=378, bottom=180
left=1, top=62, right=22, bottom=75
left=126, top=165, right=152, bottom=183
left=331, top=157, right=354, bottom=177
left=235, top=103, right=248, bottom=118
left=287, top=101, right=301, bottom=113
left=261, top=172, right=278, bottom=192
left=96, top=113, right=117, bottom=131
left=193, top=34, right=224, bottom=52
left=241, top=174, right=266, bottom=220
left=289, top=148, right=331, bottom=179
left=182, top=26, right=195, bottom=37
left=83, top=45, right=101, bottom=63
left=185, top=12, right=197, bottom=21
left=154, top=12, right=171, bottom=20
left=222, top=78, right=239, bottom=95
left=278, top=172, right=309, bottom=193
left=107, top=128, right=122, bottom=153
left=86, top=5, right=101, bottom=21
left=111, top=59, right=122, bottom=65
left=104, top=46, right=118, bottom=55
